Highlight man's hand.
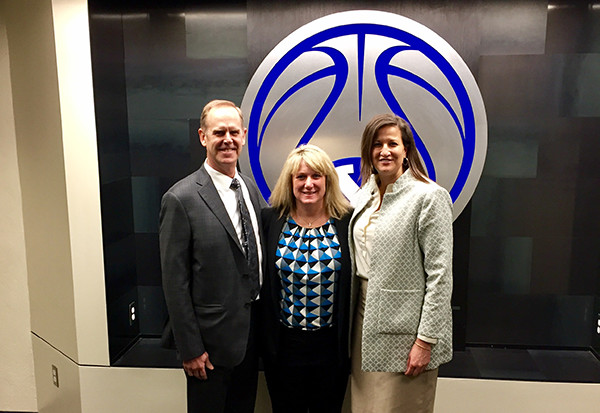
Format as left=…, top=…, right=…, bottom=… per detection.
left=405, top=339, right=431, bottom=376
left=183, top=352, right=214, bottom=380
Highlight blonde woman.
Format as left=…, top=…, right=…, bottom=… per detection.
left=260, top=145, right=352, bottom=413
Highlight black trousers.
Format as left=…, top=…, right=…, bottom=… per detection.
left=264, top=325, right=348, bottom=413
left=186, top=302, right=259, bottom=413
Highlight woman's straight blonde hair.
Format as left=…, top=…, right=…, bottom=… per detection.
left=269, top=144, right=350, bottom=219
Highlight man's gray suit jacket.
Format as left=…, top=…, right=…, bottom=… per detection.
left=159, top=165, right=263, bottom=367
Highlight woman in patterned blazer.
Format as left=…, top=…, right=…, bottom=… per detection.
left=260, top=145, right=352, bottom=413
left=349, top=114, right=453, bottom=413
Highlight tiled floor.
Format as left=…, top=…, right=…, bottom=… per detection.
left=116, top=338, right=600, bottom=383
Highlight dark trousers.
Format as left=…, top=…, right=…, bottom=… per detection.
left=186, top=302, right=259, bottom=413
left=264, top=325, right=348, bottom=413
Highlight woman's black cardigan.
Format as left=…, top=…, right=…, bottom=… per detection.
left=259, top=207, right=353, bottom=371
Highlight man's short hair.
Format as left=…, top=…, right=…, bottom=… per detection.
left=200, top=100, right=244, bottom=130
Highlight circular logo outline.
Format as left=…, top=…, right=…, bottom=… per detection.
left=241, top=10, right=487, bottom=219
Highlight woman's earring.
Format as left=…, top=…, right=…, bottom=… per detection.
left=403, top=157, right=409, bottom=167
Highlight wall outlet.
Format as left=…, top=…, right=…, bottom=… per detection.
left=129, top=301, right=136, bottom=326
left=51, top=365, right=59, bottom=388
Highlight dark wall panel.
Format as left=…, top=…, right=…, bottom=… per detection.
left=546, top=2, right=600, bottom=54
left=89, top=10, right=139, bottom=362
left=468, top=1, right=599, bottom=350
left=90, top=1, right=248, bottom=363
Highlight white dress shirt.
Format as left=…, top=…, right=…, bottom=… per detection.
left=352, top=188, right=383, bottom=280
left=204, top=162, right=263, bottom=286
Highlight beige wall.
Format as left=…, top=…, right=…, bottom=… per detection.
left=5, top=0, right=79, bottom=362
left=50, top=0, right=108, bottom=365
left=435, top=378, right=600, bottom=413
left=4, top=0, right=109, bottom=369
left=2, top=0, right=107, bottom=410
left=0, top=5, right=37, bottom=411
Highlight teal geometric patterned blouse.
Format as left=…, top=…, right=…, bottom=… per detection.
left=275, top=217, right=342, bottom=330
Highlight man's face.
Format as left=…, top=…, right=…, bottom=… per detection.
left=199, top=105, right=246, bottom=177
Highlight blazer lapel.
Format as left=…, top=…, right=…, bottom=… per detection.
left=350, top=182, right=374, bottom=230
left=195, top=166, right=244, bottom=254
left=240, top=174, right=262, bottom=222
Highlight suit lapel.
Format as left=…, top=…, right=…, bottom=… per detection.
left=195, top=166, right=244, bottom=254
left=240, top=174, right=262, bottom=222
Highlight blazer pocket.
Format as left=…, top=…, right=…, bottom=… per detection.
left=194, top=304, right=226, bottom=329
left=376, top=289, right=422, bottom=335
left=195, top=304, right=225, bottom=313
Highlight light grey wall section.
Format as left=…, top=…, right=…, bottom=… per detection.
left=4, top=0, right=79, bottom=361
left=0, top=4, right=38, bottom=411
left=5, top=0, right=109, bottom=366
left=1, top=0, right=110, bottom=410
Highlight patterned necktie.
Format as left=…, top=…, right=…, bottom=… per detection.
left=230, top=178, right=260, bottom=300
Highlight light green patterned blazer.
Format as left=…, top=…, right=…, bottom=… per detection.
left=349, top=171, right=453, bottom=372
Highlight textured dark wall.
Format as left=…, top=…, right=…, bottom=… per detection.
left=89, top=0, right=600, bottom=364
left=89, top=10, right=139, bottom=361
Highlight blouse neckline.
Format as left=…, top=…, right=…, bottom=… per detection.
left=287, top=216, right=333, bottom=230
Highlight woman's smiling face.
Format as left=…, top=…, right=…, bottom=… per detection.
left=372, top=125, right=407, bottom=183
left=292, top=160, right=326, bottom=207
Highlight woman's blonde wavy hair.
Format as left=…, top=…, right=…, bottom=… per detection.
left=269, top=144, right=350, bottom=219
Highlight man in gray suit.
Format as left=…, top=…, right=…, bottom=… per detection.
left=160, top=99, right=263, bottom=413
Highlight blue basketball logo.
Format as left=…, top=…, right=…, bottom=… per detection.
left=240, top=10, right=487, bottom=219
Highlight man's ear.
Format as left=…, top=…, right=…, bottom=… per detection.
left=241, top=128, right=247, bottom=146
left=199, top=128, right=207, bottom=147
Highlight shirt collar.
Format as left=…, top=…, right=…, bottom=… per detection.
left=367, top=168, right=415, bottom=197
left=204, top=161, right=240, bottom=191
left=386, top=168, right=415, bottom=192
